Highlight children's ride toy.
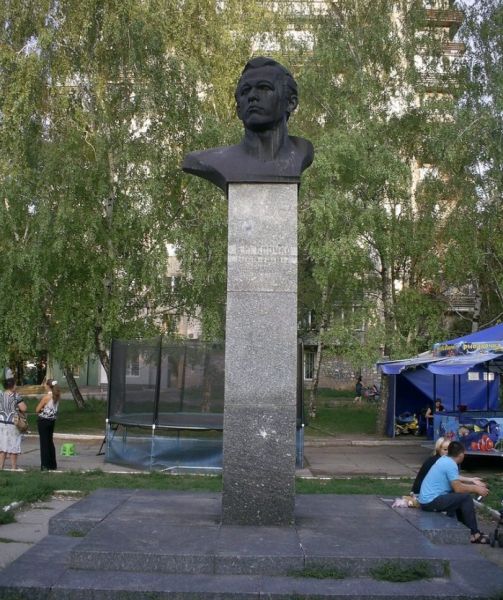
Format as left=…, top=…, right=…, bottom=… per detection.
left=489, top=500, right=503, bottom=548
left=395, top=412, right=419, bottom=436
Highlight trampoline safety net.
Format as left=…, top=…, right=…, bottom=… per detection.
left=106, top=337, right=305, bottom=472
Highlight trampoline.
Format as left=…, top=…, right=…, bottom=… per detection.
left=105, top=338, right=305, bottom=472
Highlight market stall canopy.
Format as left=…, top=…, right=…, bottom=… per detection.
left=427, top=351, right=503, bottom=375
left=378, top=354, right=441, bottom=375
left=379, top=349, right=503, bottom=376
left=441, top=323, right=503, bottom=346
left=378, top=323, right=503, bottom=376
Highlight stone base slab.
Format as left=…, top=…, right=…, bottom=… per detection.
left=0, top=490, right=501, bottom=599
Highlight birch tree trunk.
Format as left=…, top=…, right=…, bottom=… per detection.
left=63, top=365, right=86, bottom=409
left=308, top=332, right=324, bottom=419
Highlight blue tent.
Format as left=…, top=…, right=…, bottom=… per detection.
left=378, top=324, right=503, bottom=437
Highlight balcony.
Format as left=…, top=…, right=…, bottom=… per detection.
left=447, top=295, right=477, bottom=314
left=444, top=286, right=477, bottom=314
left=419, top=73, right=458, bottom=92
left=426, top=9, right=464, bottom=37
left=442, top=41, right=465, bottom=56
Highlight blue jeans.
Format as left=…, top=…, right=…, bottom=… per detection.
left=420, top=493, right=478, bottom=534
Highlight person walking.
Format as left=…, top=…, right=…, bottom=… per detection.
left=36, top=379, right=60, bottom=471
left=354, top=376, right=363, bottom=403
left=0, top=378, right=28, bottom=470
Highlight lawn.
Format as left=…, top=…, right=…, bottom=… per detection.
left=1, top=469, right=501, bottom=518
left=22, top=394, right=376, bottom=438
left=24, top=397, right=107, bottom=435
left=0, top=470, right=414, bottom=519
left=306, top=404, right=379, bottom=437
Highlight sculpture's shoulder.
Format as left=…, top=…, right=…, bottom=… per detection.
left=182, top=137, right=314, bottom=192
left=183, top=145, right=238, bottom=168
left=289, top=136, right=314, bottom=171
left=182, top=145, right=240, bottom=192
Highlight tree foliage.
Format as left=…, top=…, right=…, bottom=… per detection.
left=291, top=0, right=476, bottom=414
left=0, top=0, right=282, bottom=399
left=1, top=1, right=500, bottom=421
left=451, top=0, right=503, bottom=328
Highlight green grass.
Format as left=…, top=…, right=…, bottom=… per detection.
left=306, top=405, right=379, bottom=437
left=370, top=560, right=437, bottom=582
left=290, top=565, right=347, bottom=579
left=312, top=387, right=354, bottom=399
left=23, top=392, right=373, bottom=438
left=0, top=511, right=15, bottom=525
left=0, top=469, right=222, bottom=508
left=1, top=470, right=502, bottom=518
left=478, top=475, right=503, bottom=512
left=0, top=471, right=416, bottom=512
left=296, top=477, right=412, bottom=496
left=24, top=397, right=107, bottom=434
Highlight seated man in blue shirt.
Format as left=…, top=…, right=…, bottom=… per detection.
left=419, top=441, right=490, bottom=543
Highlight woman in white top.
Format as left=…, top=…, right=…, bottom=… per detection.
left=0, top=378, right=28, bottom=470
left=36, top=379, right=61, bottom=470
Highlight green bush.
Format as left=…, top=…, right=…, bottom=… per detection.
left=0, top=510, right=15, bottom=525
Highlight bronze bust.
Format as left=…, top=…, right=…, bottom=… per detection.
left=182, top=57, right=314, bottom=192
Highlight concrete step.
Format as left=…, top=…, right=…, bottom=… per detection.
left=1, top=491, right=502, bottom=599
left=68, top=548, right=449, bottom=578
left=47, top=489, right=457, bottom=578
left=0, top=563, right=500, bottom=599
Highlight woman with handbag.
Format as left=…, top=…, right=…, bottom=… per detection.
left=36, top=379, right=60, bottom=470
left=0, top=377, right=28, bottom=470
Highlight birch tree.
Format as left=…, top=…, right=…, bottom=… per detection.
left=0, top=0, right=278, bottom=404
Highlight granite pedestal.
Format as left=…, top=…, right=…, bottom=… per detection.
left=1, top=489, right=502, bottom=599
left=222, top=183, right=298, bottom=526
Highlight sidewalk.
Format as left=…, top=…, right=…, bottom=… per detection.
left=302, top=436, right=433, bottom=478
left=15, top=433, right=140, bottom=473
left=14, top=432, right=434, bottom=477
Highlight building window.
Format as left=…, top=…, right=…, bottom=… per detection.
left=126, top=352, right=140, bottom=377
left=467, top=372, right=479, bottom=381
left=483, top=372, right=495, bottom=381
left=304, top=350, right=315, bottom=381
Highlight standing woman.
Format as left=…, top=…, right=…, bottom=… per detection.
left=36, top=379, right=60, bottom=470
left=0, top=378, right=28, bottom=470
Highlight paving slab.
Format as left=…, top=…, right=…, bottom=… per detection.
left=303, top=443, right=432, bottom=478
left=0, top=498, right=76, bottom=568
left=0, top=541, right=32, bottom=570
left=48, top=488, right=133, bottom=535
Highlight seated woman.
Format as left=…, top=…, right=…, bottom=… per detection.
left=412, top=437, right=485, bottom=496
left=412, top=437, right=449, bottom=495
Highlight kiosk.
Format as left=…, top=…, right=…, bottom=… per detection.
left=378, top=324, right=503, bottom=456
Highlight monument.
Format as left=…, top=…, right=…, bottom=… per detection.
left=183, top=57, right=314, bottom=525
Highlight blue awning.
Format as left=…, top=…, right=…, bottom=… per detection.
left=379, top=351, right=503, bottom=376
left=427, top=352, right=503, bottom=375
left=441, top=323, right=503, bottom=346
left=378, top=355, right=441, bottom=375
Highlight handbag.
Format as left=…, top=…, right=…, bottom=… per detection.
left=13, top=411, right=28, bottom=433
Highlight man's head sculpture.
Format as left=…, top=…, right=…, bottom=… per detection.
left=182, top=56, right=314, bottom=193
left=234, top=57, right=298, bottom=129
